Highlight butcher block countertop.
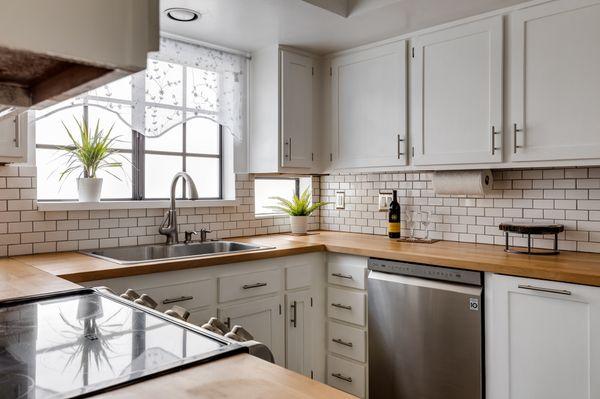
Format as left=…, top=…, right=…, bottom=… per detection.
left=10, top=230, right=600, bottom=287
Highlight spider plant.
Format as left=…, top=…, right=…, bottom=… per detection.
left=58, top=117, right=124, bottom=181
left=267, top=188, right=329, bottom=216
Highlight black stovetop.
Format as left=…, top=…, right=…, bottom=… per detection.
left=0, top=288, right=244, bottom=398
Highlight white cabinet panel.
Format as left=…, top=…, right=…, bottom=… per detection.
left=327, top=354, right=366, bottom=398
left=331, top=40, right=407, bottom=169
left=218, top=295, right=285, bottom=366
left=327, top=287, right=366, bottom=326
left=412, top=16, right=503, bottom=165
left=328, top=262, right=366, bottom=290
left=218, top=268, right=282, bottom=302
left=486, top=273, right=600, bottom=399
left=510, top=0, right=600, bottom=162
left=328, top=321, right=366, bottom=362
left=0, top=112, right=27, bottom=163
left=281, top=51, right=314, bottom=168
left=286, top=290, right=314, bottom=377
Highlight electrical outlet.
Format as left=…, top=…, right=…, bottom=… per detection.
left=335, top=191, right=345, bottom=209
left=378, top=191, right=393, bottom=211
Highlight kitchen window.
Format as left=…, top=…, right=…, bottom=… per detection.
left=254, top=177, right=313, bottom=216
left=35, top=71, right=223, bottom=202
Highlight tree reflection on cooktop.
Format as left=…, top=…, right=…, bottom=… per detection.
left=0, top=290, right=233, bottom=398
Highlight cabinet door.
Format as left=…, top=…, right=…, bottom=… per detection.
left=510, top=0, right=600, bottom=162
left=218, top=296, right=285, bottom=366
left=0, top=113, right=26, bottom=160
left=486, top=274, right=600, bottom=399
left=412, top=16, right=503, bottom=165
left=286, top=291, right=314, bottom=377
left=331, top=40, right=407, bottom=169
left=280, top=50, right=314, bottom=168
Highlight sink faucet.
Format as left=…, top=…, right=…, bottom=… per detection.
left=159, top=172, right=199, bottom=244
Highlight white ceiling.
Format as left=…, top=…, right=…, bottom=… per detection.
left=160, top=0, right=529, bottom=55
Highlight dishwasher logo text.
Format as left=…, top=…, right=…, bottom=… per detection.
left=469, top=298, right=480, bottom=311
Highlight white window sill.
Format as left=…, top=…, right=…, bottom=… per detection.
left=37, top=199, right=239, bottom=212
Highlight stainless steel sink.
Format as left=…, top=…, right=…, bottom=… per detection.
left=81, top=241, right=273, bottom=264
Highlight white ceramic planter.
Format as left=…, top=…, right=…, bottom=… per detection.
left=290, top=215, right=308, bottom=234
left=77, top=177, right=103, bottom=202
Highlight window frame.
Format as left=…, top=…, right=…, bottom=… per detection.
left=254, top=176, right=300, bottom=217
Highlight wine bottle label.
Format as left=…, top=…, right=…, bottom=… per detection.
left=388, top=222, right=400, bottom=233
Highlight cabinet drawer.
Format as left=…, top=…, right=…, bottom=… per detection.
left=328, top=287, right=366, bottom=326
left=328, top=262, right=366, bottom=289
left=218, top=269, right=282, bottom=302
left=286, top=264, right=312, bottom=290
left=142, top=279, right=214, bottom=311
left=328, top=321, right=366, bottom=362
left=327, top=354, right=366, bottom=398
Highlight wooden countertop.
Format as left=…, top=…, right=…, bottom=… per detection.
left=95, top=353, right=353, bottom=399
left=12, top=231, right=600, bottom=287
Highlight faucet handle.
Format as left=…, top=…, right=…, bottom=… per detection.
left=184, top=230, right=198, bottom=244
left=200, top=228, right=212, bottom=242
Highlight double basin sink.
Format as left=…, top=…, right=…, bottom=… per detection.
left=82, top=241, right=272, bottom=265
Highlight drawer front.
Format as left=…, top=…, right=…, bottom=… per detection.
left=328, top=287, right=366, bottom=326
left=328, top=262, right=366, bottom=289
left=218, top=269, right=282, bottom=302
left=328, top=321, right=366, bottom=362
left=286, top=264, right=312, bottom=290
left=327, top=354, right=366, bottom=398
left=142, top=279, right=214, bottom=311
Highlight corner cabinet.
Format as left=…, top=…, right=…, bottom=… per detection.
left=411, top=16, right=503, bottom=166
left=485, top=273, right=600, bottom=399
left=509, top=0, right=600, bottom=162
left=0, top=112, right=28, bottom=164
left=329, top=40, right=408, bottom=170
left=249, top=46, right=319, bottom=173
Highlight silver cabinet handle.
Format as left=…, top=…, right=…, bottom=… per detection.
left=289, top=137, right=292, bottom=159
left=13, top=117, right=19, bottom=148
left=242, top=282, right=267, bottom=289
left=491, top=125, right=501, bottom=155
left=397, top=134, right=405, bottom=158
left=518, top=284, right=571, bottom=296
left=162, top=295, right=194, bottom=304
left=331, top=372, right=353, bottom=383
left=331, top=272, right=353, bottom=280
left=331, top=303, right=352, bottom=310
left=332, top=338, right=353, bottom=347
left=290, top=300, right=297, bottom=328
left=513, top=123, right=523, bottom=154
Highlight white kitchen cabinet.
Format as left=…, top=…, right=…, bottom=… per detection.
left=412, top=16, right=503, bottom=166
left=0, top=112, right=27, bottom=163
left=249, top=46, right=319, bottom=173
left=486, top=273, right=600, bottom=399
left=509, top=0, right=600, bottom=162
left=329, top=40, right=407, bottom=169
left=285, top=290, right=314, bottom=377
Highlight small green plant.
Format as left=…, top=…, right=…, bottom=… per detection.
left=267, top=188, right=329, bottom=216
left=58, top=117, right=124, bottom=180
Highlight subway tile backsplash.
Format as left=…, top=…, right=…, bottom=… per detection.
left=0, top=165, right=319, bottom=257
left=319, top=168, right=600, bottom=254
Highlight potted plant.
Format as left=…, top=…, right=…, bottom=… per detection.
left=58, top=118, right=124, bottom=202
left=268, top=188, right=329, bottom=234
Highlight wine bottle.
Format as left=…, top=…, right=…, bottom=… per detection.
left=388, top=190, right=401, bottom=238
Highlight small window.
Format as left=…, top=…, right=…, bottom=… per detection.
left=254, top=177, right=299, bottom=216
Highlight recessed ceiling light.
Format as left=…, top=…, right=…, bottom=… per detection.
left=165, top=8, right=200, bottom=22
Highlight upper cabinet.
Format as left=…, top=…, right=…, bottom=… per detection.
left=249, top=46, right=319, bottom=173
left=411, top=16, right=503, bottom=166
left=0, top=112, right=28, bottom=164
left=329, top=40, right=408, bottom=169
left=509, top=0, right=600, bottom=162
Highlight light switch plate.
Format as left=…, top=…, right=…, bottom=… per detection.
left=378, top=191, right=393, bottom=211
left=335, top=191, right=345, bottom=209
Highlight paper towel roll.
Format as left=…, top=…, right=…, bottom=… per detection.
left=432, top=170, right=493, bottom=196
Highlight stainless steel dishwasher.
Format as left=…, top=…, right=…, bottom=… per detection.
left=367, top=257, right=483, bottom=399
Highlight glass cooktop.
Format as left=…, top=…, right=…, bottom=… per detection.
left=0, top=289, right=244, bottom=398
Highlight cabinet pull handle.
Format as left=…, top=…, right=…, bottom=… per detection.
left=397, top=134, right=405, bottom=158
left=331, top=372, right=353, bottom=383
left=289, top=137, right=292, bottom=159
left=331, top=272, right=353, bottom=280
left=513, top=123, right=523, bottom=154
left=518, top=284, right=571, bottom=296
left=290, top=300, right=297, bottom=328
left=331, top=303, right=352, bottom=310
left=225, top=317, right=231, bottom=329
left=13, top=117, right=19, bottom=148
left=491, top=126, right=501, bottom=155
left=162, top=295, right=194, bottom=304
left=242, top=282, right=267, bottom=289
left=332, top=338, right=353, bottom=347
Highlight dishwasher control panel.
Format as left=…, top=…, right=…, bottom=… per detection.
left=368, top=257, right=482, bottom=286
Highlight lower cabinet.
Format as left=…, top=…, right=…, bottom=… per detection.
left=218, top=295, right=285, bottom=366
left=486, top=273, right=600, bottom=399
left=285, top=290, right=314, bottom=377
